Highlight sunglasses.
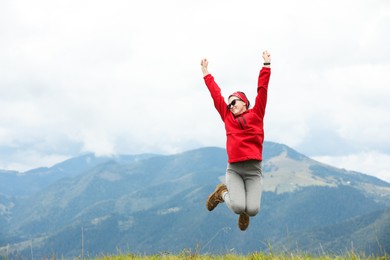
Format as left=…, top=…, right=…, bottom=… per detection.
left=227, top=99, right=242, bottom=110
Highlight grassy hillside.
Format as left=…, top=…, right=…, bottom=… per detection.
left=2, top=143, right=390, bottom=258
left=96, top=251, right=388, bottom=260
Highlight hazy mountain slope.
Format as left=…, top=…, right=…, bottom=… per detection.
left=9, top=184, right=388, bottom=257
left=262, top=144, right=390, bottom=197
left=0, top=194, right=13, bottom=242
left=7, top=147, right=227, bottom=235
left=1, top=142, right=389, bottom=258
left=272, top=208, right=390, bottom=255
left=0, top=153, right=158, bottom=197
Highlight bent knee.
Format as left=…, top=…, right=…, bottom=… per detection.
left=231, top=204, right=245, bottom=214
left=246, top=207, right=260, bottom=217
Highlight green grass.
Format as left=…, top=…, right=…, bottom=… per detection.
left=96, top=251, right=388, bottom=260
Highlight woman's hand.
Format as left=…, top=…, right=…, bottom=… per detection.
left=262, top=51, right=271, bottom=67
left=201, top=58, right=210, bottom=76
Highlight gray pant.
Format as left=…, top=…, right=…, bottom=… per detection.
left=222, top=160, right=263, bottom=216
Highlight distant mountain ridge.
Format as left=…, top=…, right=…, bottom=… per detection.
left=0, top=153, right=158, bottom=197
left=0, top=142, right=389, bottom=258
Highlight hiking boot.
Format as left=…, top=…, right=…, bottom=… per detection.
left=206, top=183, right=227, bottom=211
left=238, top=212, right=250, bottom=231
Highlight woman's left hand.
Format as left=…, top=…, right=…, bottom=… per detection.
left=262, top=51, right=271, bottom=63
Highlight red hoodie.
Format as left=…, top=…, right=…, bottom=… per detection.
left=204, top=67, right=271, bottom=163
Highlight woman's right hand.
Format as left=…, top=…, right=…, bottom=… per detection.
left=201, top=58, right=208, bottom=68
left=201, top=58, right=209, bottom=76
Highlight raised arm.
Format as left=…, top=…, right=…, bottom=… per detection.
left=201, top=58, right=228, bottom=121
left=253, top=51, right=272, bottom=117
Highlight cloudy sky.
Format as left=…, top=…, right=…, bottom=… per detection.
left=1, top=0, right=389, bottom=182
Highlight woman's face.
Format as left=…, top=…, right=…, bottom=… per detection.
left=227, top=96, right=247, bottom=116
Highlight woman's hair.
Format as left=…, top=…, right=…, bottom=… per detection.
left=229, top=91, right=250, bottom=108
left=239, top=91, right=250, bottom=108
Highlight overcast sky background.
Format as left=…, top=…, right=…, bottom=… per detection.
left=1, top=0, right=389, bottom=182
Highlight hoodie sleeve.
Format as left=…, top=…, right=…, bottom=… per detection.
left=253, top=67, right=271, bottom=118
left=204, top=74, right=228, bottom=121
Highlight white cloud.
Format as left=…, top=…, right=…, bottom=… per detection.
left=0, top=150, right=69, bottom=173
left=0, top=0, right=389, bottom=181
left=313, top=151, right=390, bottom=183
left=157, top=207, right=181, bottom=216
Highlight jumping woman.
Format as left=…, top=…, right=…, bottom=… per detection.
left=200, top=50, right=271, bottom=231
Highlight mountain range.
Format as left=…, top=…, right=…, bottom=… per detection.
left=0, top=141, right=389, bottom=259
